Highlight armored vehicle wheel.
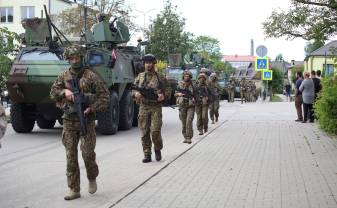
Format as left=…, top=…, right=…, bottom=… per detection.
left=118, top=90, right=134, bottom=130
left=98, top=91, right=119, bottom=135
left=132, top=103, right=139, bottom=127
left=37, top=118, right=56, bottom=129
left=10, top=102, right=35, bottom=133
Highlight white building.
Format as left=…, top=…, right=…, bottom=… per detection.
left=0, top=0, right=74, bottom=34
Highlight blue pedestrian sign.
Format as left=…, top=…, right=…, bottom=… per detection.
left=262, top=70, right=273, bottom=80
left=255, top=56, right=269, bottom=71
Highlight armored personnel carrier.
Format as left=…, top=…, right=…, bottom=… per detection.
left=7, top=7, right=143, bottom=135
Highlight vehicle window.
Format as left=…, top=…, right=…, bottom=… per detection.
left=89, top=52, right=104, bottom=66
left=20, top=51, right=61, bottom=61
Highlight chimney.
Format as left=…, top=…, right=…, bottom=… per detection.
left=250, top=39, right=254, bottom=56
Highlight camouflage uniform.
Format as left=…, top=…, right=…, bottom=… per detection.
left=195, top=73, right=209, bottom=135
left=240, top=78, right=247, bottom=104
left=246, top=82, right=252, bottom=102
left=133, top=64, right=165, bottom=159
left=208, top=73, right=221, bottom=123
left=50, top=45, right=109, bottom=194
left=227, top=80, right=235, bottom=103
left=175, top=71, right=196, bottom=143
left=0, top=104, right=7, bottom=148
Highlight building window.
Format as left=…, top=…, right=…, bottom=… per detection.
left=21, top=6, right=35, bottom=20
left=0, top=7, right=14, bottom=23
left=323, top=64, right=334, bottom=76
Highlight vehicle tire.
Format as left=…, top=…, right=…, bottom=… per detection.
left=36, top=118, right=56, bottom=129
left=118, top=90, right=134, bottom=130
left=97, top=91, right=119, bottom=135
left=132, top=102, right=139, bottom=127
left=10, top=102, right=35, bottom=133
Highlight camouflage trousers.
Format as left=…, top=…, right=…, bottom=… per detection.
left=138, top=105, right=163, bottom=156
left=179, top=106, right=195, bottom=140
left=240, top=91, right=246, bottom=103
left=209, top=99, right=220, bottom=121
left=196, top=104, right=209, bottom=132
left=62, top=119, right=98, bottom=192
left=228, top=90, right=234, bottom=102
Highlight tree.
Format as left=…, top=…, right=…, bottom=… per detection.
left=57, top=0, right=135, bottom=35
left=191, top=36, right=221, bottom=59
left=263, top=0, right=337, bottom=41
left=267, top=67, right=284, bottom=94
left=275, top=53, right=284, bottom=61
left=304, top=39, right=325, bottom=56
left=0, top=27, right=19, bottom=90
left=145, top=0, right=192, bottom=61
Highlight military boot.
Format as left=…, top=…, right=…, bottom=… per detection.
left=155, top=150, right=162, bottom=161
left=211, top=120, right=215, bottom=124
left=183, top=139, right=188, bottom=143
left=204, top=128, right=208, bottom=133
left=142, top=155, right=152, bottom=163
left=199, top=131, right=203, bottom=135
left=186, top=138, right=192, bottom=144
left=215, top=117, right=218, bottom=122
left=64, top=189, right=81, bottom=200
left=88, top=179, right=97, bottom=194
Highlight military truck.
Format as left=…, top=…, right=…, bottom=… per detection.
left=7, top=7, right=143, bottom=135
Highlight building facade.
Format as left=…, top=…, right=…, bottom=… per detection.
left=0, top=0, right=73, bottom=34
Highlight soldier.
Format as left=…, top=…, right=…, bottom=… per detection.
left=50, top=44, right=109, bottom=200
left=208, top=73, right=221, bottom=124
left=175, top=70, right=196, bottom=144
left=195, top=73, right=210, bottom=135
left=246, top=81, right=252, bottom=102
left=227, top=79, right=235, bottom=103
left=133, top=54, right=166, bottom=163
left=240, top=78, right=247, bottom=104
left=0, top=104, right=7, bottom=148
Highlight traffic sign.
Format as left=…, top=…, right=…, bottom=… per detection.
left=255, top=56, right=269, bottom=71
left=262, top=70, right=273, bottom=80
left=256, top=45, right=268, bottom=57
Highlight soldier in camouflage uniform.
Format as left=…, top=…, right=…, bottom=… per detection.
left=208, top=73, right=221, bottom=124
left=175, top=70, right=196, bottom=144
left=50, top=44, right=109, bottom=200
left=195, top=73, right=210, bottom=135
left=133, top=54, right=166, bottom=163
left=246, top=81, right=252, bottom=102
left=0, top=104, right=7, bottom=148
left=240, top=78, right=247, bottom=104
left=227, top=79, right=235, bottom=103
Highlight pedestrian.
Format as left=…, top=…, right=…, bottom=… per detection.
left=175, top=70, right=196, bottom=144
left=195, top=73, right=210, bottom=135
left=132, top=54, right=166, bottom=163
left=0, top=104, right=7, bottom=148
left=299, top=72, right=315, bottom=123
left=316, top=70, right=322, bottom=80
left=294, top=71, right=304, bottom=122
left=208, top=73, right=221, bottom=124
left=240, top=78, right=247, bottom=104
left=284, top=81, right=291, bottom=102
left=311, top=70, right=322, bottom=99
left=50, top=44, right=110, bottom=200
left=227, top=79, right=235, bottom=103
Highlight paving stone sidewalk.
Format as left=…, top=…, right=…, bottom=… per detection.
left=113, top=102, right=337, bottom=208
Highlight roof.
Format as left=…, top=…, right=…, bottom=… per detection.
left=271, top=61, right=291, bottom=74
left=223, top=55, right=255, bottom=62
left=309, top=40, right=337, bottom=56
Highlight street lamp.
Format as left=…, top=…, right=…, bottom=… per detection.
left=135, top=8, right=156, bottom=30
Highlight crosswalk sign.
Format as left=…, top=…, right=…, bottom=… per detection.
left=262, top=70, right=273, bottom=80
left=255, top=56, right=269, bottom=71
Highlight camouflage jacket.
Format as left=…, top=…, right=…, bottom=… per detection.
left=175, top=81, right=195, bottom=108
left=50, top=67, right=110, bottom=121
left=133, top=70, right=169, bottom=106
left=207, top=80, right=221, bottom=99
left=240, top=80, right=247, bottom=91
left=195, top=82, right=210, bottom=106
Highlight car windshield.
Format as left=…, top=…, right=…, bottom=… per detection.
left=166, top=68, right=183, bottom=80
left=187, top=68, right=198, bottom=80
left=20, top=50, right=62, bottom=61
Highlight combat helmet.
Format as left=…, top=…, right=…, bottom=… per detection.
left=209, top=72, right=217, bottom=80
left=63, top=44, right=84, bottom=60
left=96, top=13, right=106, bottom=22
left=198, top=73, right=207, bottom=80
left=182, top=70, right=193, bottom=79
left=142, top=54, right=157, bottom=64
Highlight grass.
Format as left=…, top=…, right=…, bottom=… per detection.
left=271, top=95, right=283, bottom=102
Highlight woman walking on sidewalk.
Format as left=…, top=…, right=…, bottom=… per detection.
left=299, top=72, right=315, bottom=123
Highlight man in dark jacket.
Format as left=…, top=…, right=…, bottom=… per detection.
left=294, top=72, right=303, bottom=122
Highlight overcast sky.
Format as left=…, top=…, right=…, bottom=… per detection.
left=126, top=0, right=308, bottom=61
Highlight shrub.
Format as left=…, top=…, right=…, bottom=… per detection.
left=314, top=75, right=337, bottom=135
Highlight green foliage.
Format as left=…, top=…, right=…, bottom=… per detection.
left=305, top=39, right=325, bottom=56
left=191, top=36, right=221, bottom=59
left=290, top=65, right=304, bottom=84
left=271, top=95, right=282, bottom=102
left=267, top=67, right=284, bottom=94
left=275, top=53, right=284, bottom=61
left=146, top=0, right=192, bottom=60
left=263, top=0, right=337, bottom=41
left=315, top=75, right=337, bottom=135
left=0, top=27, right=19, bottom=90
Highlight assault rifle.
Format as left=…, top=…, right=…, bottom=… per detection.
left=196, top=86, right=213, bottom=103
left=131, top=84, right=158, bottom=102
left=176, top=88, right=194, bottom=99
left=67, top=78, right=89, bottom=136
